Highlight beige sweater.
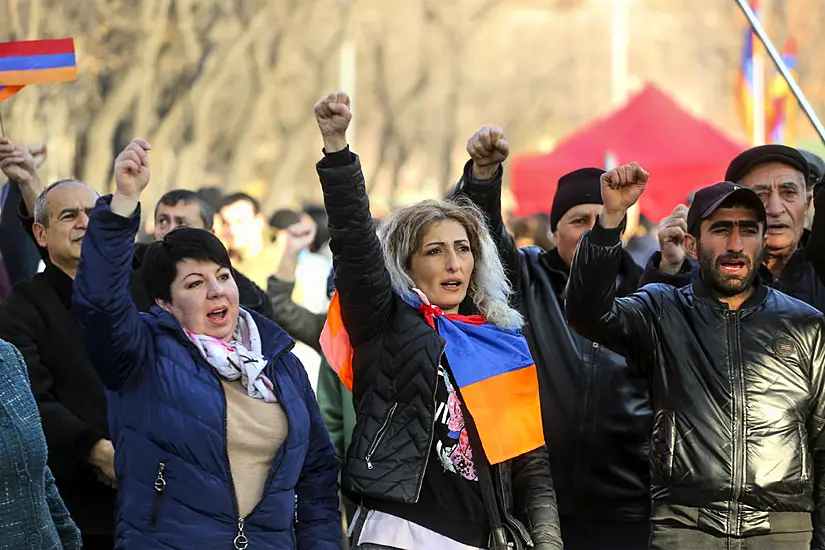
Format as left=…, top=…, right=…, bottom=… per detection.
left=221, top=379, right=288, bottom=517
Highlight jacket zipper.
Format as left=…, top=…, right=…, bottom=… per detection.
left=799, top=424, right=809, bottom=483
left=728, top=311, right=745, bottom=536
left=496, top=463, right=534, bottom=547
left=150, top=462, right=167, bottom=530
left=365, top=402, right=398, bottom=470
left=413, top=343, right=447, bottom=500
left=571, top=341, right=599, bottom=500
left=212, top=343, right=294, bottom=549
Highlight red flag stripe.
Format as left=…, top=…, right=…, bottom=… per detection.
left=0, top=39, right=75, bottom=58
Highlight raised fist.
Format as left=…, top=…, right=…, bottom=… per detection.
left=658, top=204, right=688, bottom=273
left=114, top=138, right=152, bottom=198
left=467, top=126, right=509, bottom=179
left=600, top=162, right=649, bottom=218
left=314, top=92, right=352, bottom=152
left=0, top=138, right=39, bottom=187
left=284, top=221, right=317, bottom=256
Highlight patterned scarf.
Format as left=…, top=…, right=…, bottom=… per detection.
left=185, top=309, right=278, bottom=402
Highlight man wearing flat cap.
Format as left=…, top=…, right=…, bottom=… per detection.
left=568, top=164, right=825, bottom=549
left=452, top=127, right=649, bottom=550
left=642, top=143, right=825, bottom=311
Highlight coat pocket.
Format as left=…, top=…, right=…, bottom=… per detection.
left=150, top=462, right=167, bottom=531
left=365, top=402, right=398, bottom=470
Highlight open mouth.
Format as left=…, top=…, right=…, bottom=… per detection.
left=766, top=223, right=788, bottom=233
left=207, top=307, right=229, bottom=324
left=440, top=279, right=463, bottom=291
left=719, top=259, right=747, bottom=275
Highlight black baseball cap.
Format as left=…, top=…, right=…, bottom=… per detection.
left=725, top=144, right=809, bottom=184
left=687, top=181, right=767, bottom=233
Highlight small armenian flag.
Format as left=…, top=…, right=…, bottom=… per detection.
left=0, top=38, right=78, bottom=102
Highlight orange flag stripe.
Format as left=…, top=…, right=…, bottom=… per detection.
left=459, top=364, right=544, bottom=465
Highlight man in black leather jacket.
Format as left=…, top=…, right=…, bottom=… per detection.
left=452, top=127, right=650, bottom=549
left=567, top=163, right=825, bottom=549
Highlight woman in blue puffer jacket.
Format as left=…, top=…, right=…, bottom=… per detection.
left=73, top=138, right=341, bottom=549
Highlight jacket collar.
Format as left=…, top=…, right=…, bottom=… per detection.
left=41, top=263, right=75, bottom=310
left=152, top=306, right=294, bottom=360
left=691, top=273, right=768, bottom=312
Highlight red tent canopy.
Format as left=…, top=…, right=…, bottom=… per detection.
left=511, top=84, right=748, bottom=222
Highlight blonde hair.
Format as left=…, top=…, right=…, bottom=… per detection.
left=377, top=196, right=523, bottom=330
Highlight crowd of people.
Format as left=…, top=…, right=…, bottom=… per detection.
left=1, top=89, right=825, bottom=550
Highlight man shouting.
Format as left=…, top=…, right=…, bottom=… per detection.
left=566, top=163, right=825, bottom=549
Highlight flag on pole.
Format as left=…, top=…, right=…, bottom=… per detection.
left=0, top=39, right=78, bottom=102
left=736, top=0, right=766, bottom=145
left=766, top=37, right=797, bottom=144
left=0, top=86, right=24, bottom=102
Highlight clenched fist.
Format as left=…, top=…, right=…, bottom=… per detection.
left=114, top=138, right=152, bottom=199
left=658, top=204, right=688, bottom=274
left=314, top=92, right=352, bottom=153
left=0, top=138, right=39, bottom=187
left=467, top=126, right=509, bottom=179
left=600, top=162, right=649, bottom=228
left=284, top=221, right=317, bottom=256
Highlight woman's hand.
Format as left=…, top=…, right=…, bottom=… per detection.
left=111, top=138, right=151, bottom=216
left=314, top=92, right=352, bottom=153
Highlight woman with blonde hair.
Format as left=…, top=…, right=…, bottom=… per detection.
left=315, top=92, right=562, bottom=550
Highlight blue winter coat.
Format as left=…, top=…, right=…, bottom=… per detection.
left=73, top=197, right=341, bottom=549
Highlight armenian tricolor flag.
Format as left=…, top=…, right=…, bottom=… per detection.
left=321, top=290, right=544, bottom=465
left=736, top=0, right=759, bottom=140
left=766, top=37, right=797, bottom=144
left=0, top=39, right=78, bottom=102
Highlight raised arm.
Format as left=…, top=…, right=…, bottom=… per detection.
left=638, top=203, right=698, bottom=288
left=450, top=127, right=527, bottom=298
left=314, top=92, right=393, bottom=347
left=73, top=139, right=154, bottom=390
left=266, top=221, right=326, bottom=352
left=0, top=139, right=47, bottom=282
left=565, top=163, right=658, bottom=363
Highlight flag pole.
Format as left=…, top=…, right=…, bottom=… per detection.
left=734, top=0, right=825, bottom=145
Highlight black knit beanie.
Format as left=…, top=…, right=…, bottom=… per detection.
left=549, top=167, right=605, bottom=232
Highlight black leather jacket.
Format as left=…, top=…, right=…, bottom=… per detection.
left=567, top=219, right=825, bottom=543
left=452, top=161, right=651, bottom=522
left=319, top=149, right=562, bottom=549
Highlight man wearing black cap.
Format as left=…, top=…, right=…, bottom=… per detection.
left=452, top=127, right=649, bottom=550
left=567, top=164, right=825, bottom=549
left=643, top=143, right=825, bottom=311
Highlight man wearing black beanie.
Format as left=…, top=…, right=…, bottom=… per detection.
left=452, top=127, right=649, bottom=550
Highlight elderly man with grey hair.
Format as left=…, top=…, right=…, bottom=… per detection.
left=0, top=143, right=116, bottom=550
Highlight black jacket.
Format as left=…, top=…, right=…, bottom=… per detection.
left=452, top=161, right=651, bottom=522
left=567, top=218, right=825, bottom=542
left=0, top=265, right=115, bottom=536
left=319, top=149, right=562, bottom=548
